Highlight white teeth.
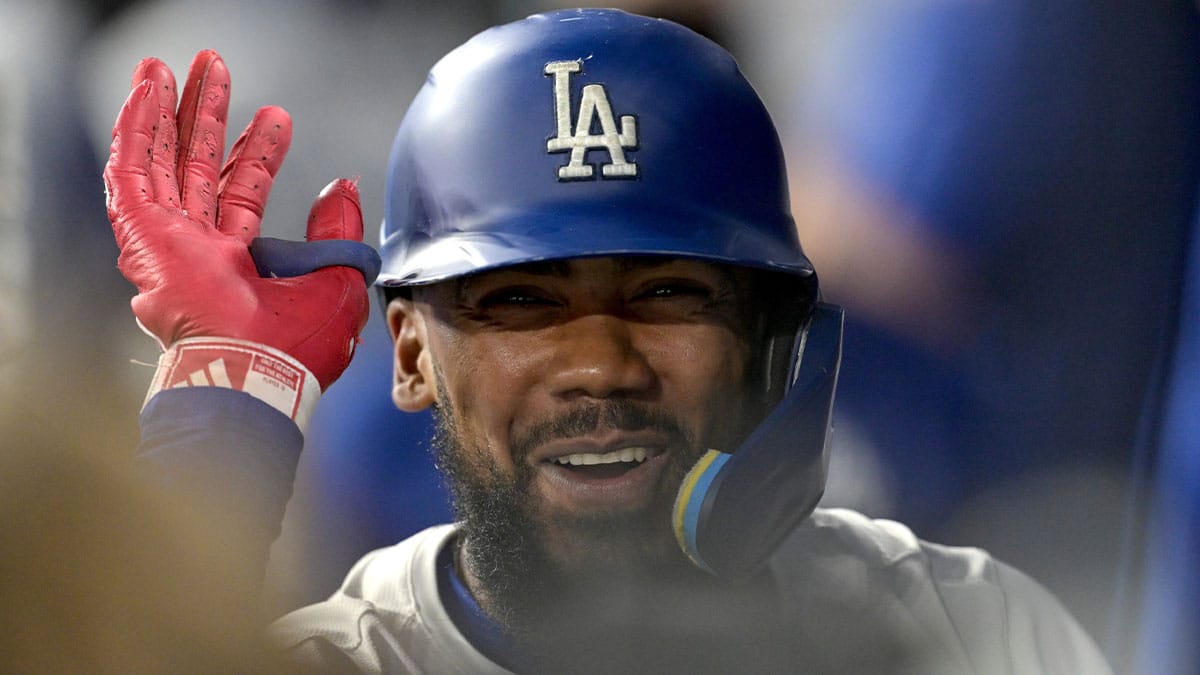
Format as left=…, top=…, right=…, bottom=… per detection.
left=554, top=447, right=649, bottom=466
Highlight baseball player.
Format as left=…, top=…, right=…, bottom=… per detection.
left=105, top=9, right=1111, bottom=673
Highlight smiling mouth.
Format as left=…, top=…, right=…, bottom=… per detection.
left=548, top=446, right=650, bottom=479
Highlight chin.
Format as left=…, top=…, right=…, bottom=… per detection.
left=532, top=498, right=691, bottom=578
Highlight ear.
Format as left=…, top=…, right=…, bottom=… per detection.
left=387, top=295, right=437, bottom=412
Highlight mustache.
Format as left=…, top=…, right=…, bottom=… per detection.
left=511, top=400, right=693, bottom=461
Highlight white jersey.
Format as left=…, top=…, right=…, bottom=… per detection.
left=269, top=508, right=1111, bottom=674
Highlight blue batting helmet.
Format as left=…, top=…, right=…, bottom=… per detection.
left=377, top=7, right=813, bottom=290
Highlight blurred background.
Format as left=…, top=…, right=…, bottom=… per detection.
left=2, top=0, right=1197, bottom=672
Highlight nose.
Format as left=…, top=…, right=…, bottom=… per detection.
left=546, top=314, right=657, bottom=400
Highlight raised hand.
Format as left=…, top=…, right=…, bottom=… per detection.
left=104, top=51, right=379, bottom=427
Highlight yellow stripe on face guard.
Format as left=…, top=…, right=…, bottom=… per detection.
left=672, top=449, right=732, bottom=574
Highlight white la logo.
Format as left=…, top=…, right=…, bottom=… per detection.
left=544, top=60, right=638, bottom=180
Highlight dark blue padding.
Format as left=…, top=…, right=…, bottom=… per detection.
left=250, top=237, right=381, bottom=285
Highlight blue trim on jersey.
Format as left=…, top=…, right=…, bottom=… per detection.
left=435, top=537, right=519, bottom=670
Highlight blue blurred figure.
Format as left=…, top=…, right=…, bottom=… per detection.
left=788, top=2, right=1200, bottom=664
left=1135, top=208, right=1200, bottom=674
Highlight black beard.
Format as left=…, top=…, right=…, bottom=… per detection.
left=430, top=396, right=701, bottom=616
left=430, top=395, right=786, bottom=671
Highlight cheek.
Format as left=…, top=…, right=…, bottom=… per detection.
left=642, top=325, right=750, bottom=436
left=652, top=323, right=748, bottom=382
left=432, top=329, right=544, bottom=473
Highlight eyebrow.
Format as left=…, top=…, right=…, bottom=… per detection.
left=454, top=256, right=739, bottom=302
left=453, top=260, right=567, bottom=304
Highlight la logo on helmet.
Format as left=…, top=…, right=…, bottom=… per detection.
left=545, top=60, right=639, bottom=180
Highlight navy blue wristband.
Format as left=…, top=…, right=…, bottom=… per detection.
left=138, top=388, right=304, bottom=571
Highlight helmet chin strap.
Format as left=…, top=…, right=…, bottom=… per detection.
left=672, top=303, right=844, bottom=581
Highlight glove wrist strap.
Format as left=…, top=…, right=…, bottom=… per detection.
left=144, top=337, right=322, bottom=431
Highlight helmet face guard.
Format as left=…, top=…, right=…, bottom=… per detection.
left=674, top=302, right=844, bottom=580
left=379, top=8, right=842, bottom=580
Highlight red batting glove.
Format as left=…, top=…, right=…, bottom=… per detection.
left=104, top=51, right=372, bottom=429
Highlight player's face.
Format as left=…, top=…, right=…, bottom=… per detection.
left=390, top=256, right=756, bottom=573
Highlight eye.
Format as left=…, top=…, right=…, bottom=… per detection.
left=633, top=281, right=713, bottom=301
left=476, top=286, right=560, bottom=309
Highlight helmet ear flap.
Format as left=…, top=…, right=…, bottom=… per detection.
left=746, top=273, right=818, bottom=416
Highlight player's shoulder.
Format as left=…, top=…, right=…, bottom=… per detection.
left=789, top=507, right=989, bottom=574
left=771, top=507, right=1001, bottom=628
left=771, top=508, right=1112, bottom=674
left=778, top=506, right=1056, bottom=613
left=267, top=524, right=468, bottom=674
left=337, top=523, right=458, bottom=604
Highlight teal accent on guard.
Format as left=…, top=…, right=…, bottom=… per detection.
left=677, top=450, right=732, bottom=574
